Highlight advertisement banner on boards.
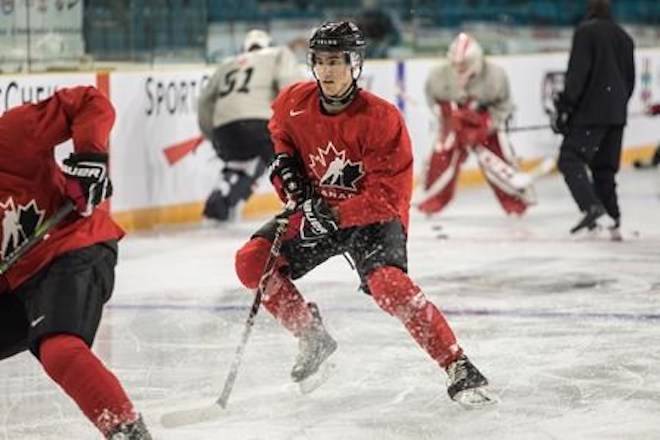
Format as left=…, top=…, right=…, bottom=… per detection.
left=0, top=73, right=95, bottom=114
left=109, top=70, right=219, bottom=211
left=0, top=73, right=96, bottom=163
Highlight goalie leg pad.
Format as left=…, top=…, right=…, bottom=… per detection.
left=474, top=143, right=531, bottom=215
left=417, top=144, right=466, bottom=214
left=367, top=267, right=462, bottom=368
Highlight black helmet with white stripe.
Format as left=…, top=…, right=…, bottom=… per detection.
left=308, top=21, right=367, bottom=106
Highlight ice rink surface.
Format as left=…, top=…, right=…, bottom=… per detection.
left=1, top=168, right=659, bottom=439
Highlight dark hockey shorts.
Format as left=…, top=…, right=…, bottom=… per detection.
left=212, top=119, right=274, bottom=163
left=0, top=241, right=117, bottom=360
left=253, top=219, right=408, bottom=293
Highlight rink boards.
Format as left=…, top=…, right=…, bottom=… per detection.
left=0, top=48, right=659, bottom=230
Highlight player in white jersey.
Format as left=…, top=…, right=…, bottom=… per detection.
left=198, top=29, right=305, bottom=221
left=418, top=33, right=535, bottom=216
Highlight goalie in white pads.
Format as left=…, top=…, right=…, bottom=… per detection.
left=419, top=33, right=535, bottom=216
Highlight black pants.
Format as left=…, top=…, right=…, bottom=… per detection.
left=557, top=125, right=623, bottom=220
left=211, top=119, right=273, bottom=163
left=0, top=241, right=117, bottom=360
left=254, top=220, right=408, bottom=293
left=204, top=120, right=274, bottom=220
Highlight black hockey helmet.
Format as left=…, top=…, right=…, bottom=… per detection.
left=309, top=21, right=366, bottom=53
left=309, top=21, right=366, bottom=75
left=308, top=21, right=367, bottom=105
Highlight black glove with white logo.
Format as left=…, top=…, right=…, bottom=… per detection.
left=300, top=197, right=338, bottom=240
left=62, top=152, right=113, bottom=217
left=550, top=93, right=572, bottom=135
left=269, top=153, right=311, bottom=206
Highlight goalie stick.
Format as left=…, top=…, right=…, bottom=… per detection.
left=161, top=201, right=295, bottom=428
left=0, top=200, right=75, bottom=275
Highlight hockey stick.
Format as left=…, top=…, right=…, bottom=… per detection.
left=215, top=204, right=294, bottom=409
left=505, top=124, right=550, bottom=133
left=506, top=110, right=650, bottom=134
left=0, top=200, right=75, bottom=275
left=161, top=201, right=296, bottom=428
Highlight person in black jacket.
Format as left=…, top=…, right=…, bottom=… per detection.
left=552, top=0, right=635, bottom=237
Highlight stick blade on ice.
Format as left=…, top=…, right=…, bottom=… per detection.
left=160, top=403, right=225, bottom=428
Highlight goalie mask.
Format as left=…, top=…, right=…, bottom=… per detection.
left=243, top=29, right=272, bottom=52
left=308, top=21, right=366, bottom=106
left=447, top=33, right=484, bottom=89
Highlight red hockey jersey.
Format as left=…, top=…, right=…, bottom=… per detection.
left=0, top=86, right=124, bottom=291
left=268, top=81, right=413, bottom=230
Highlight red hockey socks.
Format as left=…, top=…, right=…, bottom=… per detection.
left=368, top=266, right=463, bottom=368
left=262, top=270, right=314, bottom=336
left=235, top=236, right=314, bottom=336
left=39, top=334, right=137, bottom=437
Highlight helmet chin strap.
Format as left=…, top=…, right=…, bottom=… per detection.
left=317, top=79, right=358, bottom=106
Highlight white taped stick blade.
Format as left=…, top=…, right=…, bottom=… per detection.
left=452, top=387, right=499, bottom=409
left=160, top=403, right=225, bottom=428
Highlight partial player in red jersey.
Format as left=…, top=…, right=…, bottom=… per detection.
left=235, top=21, right=495, bottom=407
left=0, top=87, right=151, bottom=439
left=419, top=33, right=536, bottom=216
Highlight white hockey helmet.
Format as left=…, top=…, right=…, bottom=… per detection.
left=447, top=33, right=484, bottom=80
left=243, top=29, right=272, bottom=52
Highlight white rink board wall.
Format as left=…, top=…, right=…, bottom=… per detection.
left=0, top=73, right=97, bottom=162
left=109, top=70, right=219, bottom=211
left=371, top=49, right=660, bottom=172
left=2, top=51, right=658, bottom=214
left=0, top=73, right=96, bottom=114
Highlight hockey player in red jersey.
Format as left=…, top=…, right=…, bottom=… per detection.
left=418, top=32, right=535, bottom=216
left=0, top=87, right=151, bottom=439
left=235, top=21, right=495, bottom=407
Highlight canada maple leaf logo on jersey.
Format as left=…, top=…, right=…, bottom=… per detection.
left=308, top=142, right=365, bottom=192
left=1, top=197, right=45, bottom=260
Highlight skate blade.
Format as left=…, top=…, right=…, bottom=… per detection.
left=298, top=362, right=336, bottom=395
left=453, top=387, right=499, bottom=409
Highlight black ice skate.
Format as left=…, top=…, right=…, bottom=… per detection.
left=107, top=414, right=152, bottom=440
left=291, top=302, right=338, bottom=394
left=570, top=204, right=606, bottom=234
left=202, top=190, right=234, bottom=222
left=446, top=356, right=497, bottom=408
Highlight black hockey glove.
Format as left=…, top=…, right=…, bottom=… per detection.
left=300, top=197, right=338, bottom=240
left=269, top=153, right=310, bottom=206
left=62, top=152, right=113, bottom=217
left=550, top=93, right=571, bottom=135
